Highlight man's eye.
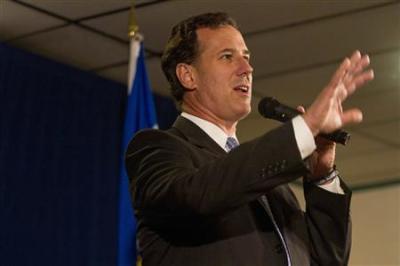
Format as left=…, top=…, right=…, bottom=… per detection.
left=221, top=54, right=232, bottom=60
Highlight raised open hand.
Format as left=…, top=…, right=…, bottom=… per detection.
left=303, top=50, right=374, bottom=136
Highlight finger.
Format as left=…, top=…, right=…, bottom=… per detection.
left=351, top=54, right=370, bottom=75
left=329, top=57, right=351, bottom=89
left=346, top=69, right=374, bottom=95
left=336, top=83, right=348, bottom=102
left=349, top=50, right=362, bottom=65
left=347, top=50, right=361, bottom=72
left=331, top=50, right=363, bottom=87
left=355, top=69, right=374, bottom=86
left=341, top=108, right=363, bottom=125
left=296, top=105, right=306, bottom=114
left=343, top=55, right=371, bottom=86
left=343, top=53, right=373, bottom=96
left=343, top=51, right=362, bottom=80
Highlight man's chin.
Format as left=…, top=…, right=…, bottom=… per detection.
left=237, top=106, right=251, bottom=121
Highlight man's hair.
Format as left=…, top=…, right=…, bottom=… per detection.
left=161, top=12, right=238, bottom=103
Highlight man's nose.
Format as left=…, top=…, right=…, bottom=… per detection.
left=237, top=57, right=253, bottom=77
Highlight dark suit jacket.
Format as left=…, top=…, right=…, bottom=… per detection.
left=126, top=116, right=352, bottom=266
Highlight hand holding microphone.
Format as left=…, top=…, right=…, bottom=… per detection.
left=258, top=97, right=351, bottom=145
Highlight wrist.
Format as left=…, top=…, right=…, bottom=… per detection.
left=307, top=166, right=339, bottom=185
left=302, top=113, right=319, bottom=137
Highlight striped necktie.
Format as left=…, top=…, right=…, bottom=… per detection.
left=225, top=137, right=239, bottom=152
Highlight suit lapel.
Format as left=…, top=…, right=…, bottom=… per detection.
left=171, top=116, right=227, bottom=156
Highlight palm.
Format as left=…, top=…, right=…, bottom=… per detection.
left=304, top=50, right=374, bottom=136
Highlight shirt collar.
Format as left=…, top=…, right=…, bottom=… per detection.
left=181, top=112, right=238, bottom=152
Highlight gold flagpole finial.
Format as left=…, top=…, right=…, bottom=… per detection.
left=128, top=0, right=140, bottom=39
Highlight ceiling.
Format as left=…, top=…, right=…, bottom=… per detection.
left=1, top=0, right=399, bottom=188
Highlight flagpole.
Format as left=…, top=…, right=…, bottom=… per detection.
left=127, top=0, right=143, bottom=92
left=129, top=0, right=139, bottom=38
left=117, top=1, right=153, bottom=266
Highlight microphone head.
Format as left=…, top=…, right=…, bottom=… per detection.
left=258, top=97, right=280, bottom=119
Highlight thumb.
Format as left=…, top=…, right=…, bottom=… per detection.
left=341, top=109, right=363, bottom=125
left=297, top=105, right=306, bottom=114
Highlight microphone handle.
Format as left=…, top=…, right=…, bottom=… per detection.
left=319, top=131, right=350, bottom=146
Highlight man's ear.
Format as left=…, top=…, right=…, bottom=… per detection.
left=176, top=63, right=196, bottom=91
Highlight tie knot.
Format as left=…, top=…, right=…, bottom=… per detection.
left=225, top=137, right=239, bottom=152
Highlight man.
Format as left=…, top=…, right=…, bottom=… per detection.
left=126, top=12, right=374, bottom=266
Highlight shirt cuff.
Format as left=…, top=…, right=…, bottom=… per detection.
left=292, top=115, right=316, bottom=159
left=318, top=176, right=345, bottom=195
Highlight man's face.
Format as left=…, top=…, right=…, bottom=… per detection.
left=184, top=25, right=253, bottom=124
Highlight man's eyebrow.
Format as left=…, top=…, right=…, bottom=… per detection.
left=219, top=48, right=251, bottom=56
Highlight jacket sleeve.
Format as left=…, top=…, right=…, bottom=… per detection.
left=304, top=179, right=352, bottom=266
left=126, top=121, right=310, bottom=217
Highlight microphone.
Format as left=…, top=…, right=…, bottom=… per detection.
left=258, top=97, right=350, bottom=145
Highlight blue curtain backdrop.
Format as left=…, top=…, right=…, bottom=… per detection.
left=0, top=43, right=177, bottom=265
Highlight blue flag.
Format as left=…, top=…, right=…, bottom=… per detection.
left=118, top=39, right=157, bottom=266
